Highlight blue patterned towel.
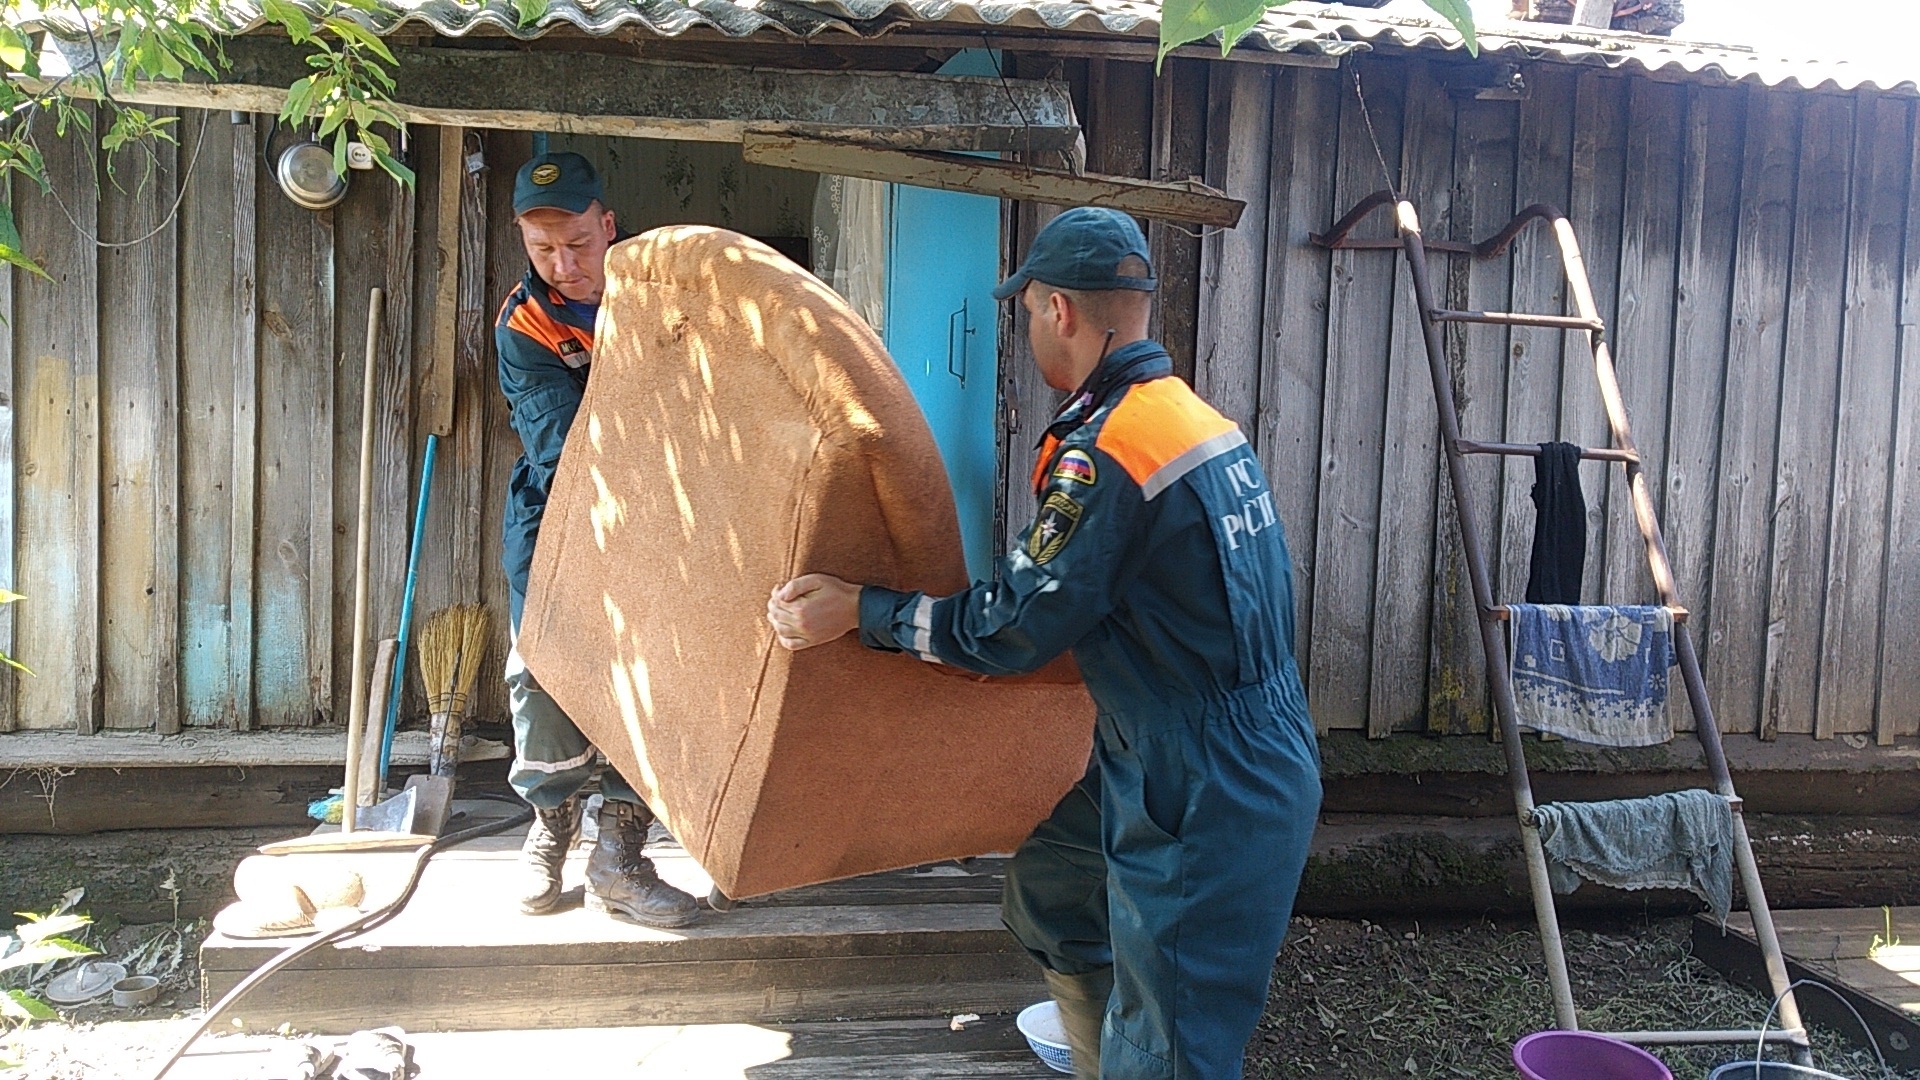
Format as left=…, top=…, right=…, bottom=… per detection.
left=1508, top=604, right=1676, bottom=747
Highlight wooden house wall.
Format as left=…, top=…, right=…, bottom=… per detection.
left=1005, top=53, right=1920, bottom=743
left=1, top=112, right=530, bottom=731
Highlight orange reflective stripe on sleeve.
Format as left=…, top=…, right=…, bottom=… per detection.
left=1095, top=378, right=1246, bottom=500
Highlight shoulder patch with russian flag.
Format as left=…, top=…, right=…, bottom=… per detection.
left=1050, top=449, right=1097, bottom=486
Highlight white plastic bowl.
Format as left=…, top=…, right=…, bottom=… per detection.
left=1016, top=999, right=1075, bottom=1074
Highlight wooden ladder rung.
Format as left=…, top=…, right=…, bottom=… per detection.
left=1429, top=309, right=1606, bottom=331
left=1485, top=604, right=1689, bottom=624
left=1457, top=440, right=1639, bottom=464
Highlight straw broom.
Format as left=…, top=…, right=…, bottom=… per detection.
left=417, top=604, right=491, bottom=779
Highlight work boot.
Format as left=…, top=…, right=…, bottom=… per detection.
left=585, top=800, right=700, bottom=928
left=514, top=795, right=580, bottom=915
left=1043, top=966, right=1113, bottom=1080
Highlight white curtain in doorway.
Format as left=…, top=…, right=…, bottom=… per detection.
left=811, top=175, right=889, bottom=337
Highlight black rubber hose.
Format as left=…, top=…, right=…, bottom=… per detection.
left=147, top=793, right=534, bottom=1080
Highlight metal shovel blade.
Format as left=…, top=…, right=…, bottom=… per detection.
left=355, top=784, right=418, bottom=835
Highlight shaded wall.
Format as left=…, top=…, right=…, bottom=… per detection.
left=1003, top=53, right=1920, bottom=744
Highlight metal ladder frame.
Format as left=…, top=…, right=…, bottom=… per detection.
left=1315, top=192, right=1812, bottom=1062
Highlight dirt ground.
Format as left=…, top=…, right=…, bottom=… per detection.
left=5, top=852, right=1914, bottom=1079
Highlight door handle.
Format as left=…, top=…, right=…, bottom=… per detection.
left=947, top=299, right=976, bottom=388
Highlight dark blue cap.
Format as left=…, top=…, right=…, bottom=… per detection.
left=513, top=152, right=604, bottom=217
left=992, top=206, right=1157, bottom=301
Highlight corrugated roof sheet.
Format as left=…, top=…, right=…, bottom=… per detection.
left=17, top=0, right=1918, bottom=96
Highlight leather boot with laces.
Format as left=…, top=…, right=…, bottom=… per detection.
left=585, top=800, right=700, bottom=928
left=515, top=795, right=580, bottom=915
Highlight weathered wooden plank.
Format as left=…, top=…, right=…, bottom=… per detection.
left=1085, top=58, right=1152, bottom=180
left=252, top=142, right=326, bottom=727
left=1661, top=84, right=1746, bottom=733
left=1761, top=93, right=1852, bottom=740
left=1600, top=80, right=1685, bottom=615
left=1705, top=88, right=1800, bottom=738
left=1495, top=64, right=1576, bottom=617
left=14, top=107, right=102, bottom=732
left=1426, top=95, right=1518, bottom=736
left=453, top=130, right=490, bottom=609
left=177, top=112, right=238, bottom=729
left=0, top=763, right=338, bottom=833
left=1194, top=61, right=1273, bottom=433
left=421, top=126, right=462, bottom=440
left=1254, top=64, right=1341, bottom=682
left=1882, top=107, right=1920, bottom=743
left=372, top=153, right=418, bottom=690
left=0, top=173, right=14, bottom=733
left=42, top=40, right=1082, bottom=154
left=98, top=114, right=182, bottom=732
left=1146, top=57, right=1208, bottom=381
left=1559, top=72, right=1628, bottom=603
left=1817, top=95, right=1911, bottom=740
left=307, top=207, right=337, bottom=728
left=229, top=116, right=260, bottom=729
left=741, top=134, right=1243, bottom=228
left=1367, top=58, right=1451, bottom=737
left=329, top=152, right=398, bottom=726
left=1309, top=58, right=1404, bottom=733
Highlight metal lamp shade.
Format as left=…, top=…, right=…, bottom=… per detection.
left=276, top=140, right=347, bottom=210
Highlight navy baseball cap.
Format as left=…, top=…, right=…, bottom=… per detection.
left=513, top=152, right=604, bottom=217
left=992, top=206, right=1157, bottom=301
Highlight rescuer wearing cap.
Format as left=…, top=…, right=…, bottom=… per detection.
left=495, top=151, right=700, bottom=928
left=765, top=206, right=1322, bottom=1079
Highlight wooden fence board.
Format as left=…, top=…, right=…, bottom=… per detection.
left=1194, top=62, right=1272, bottom=436
left=1366, top=58, right=1450, bottom=737
left=1497, top=65, right=1577, bottom=609
left=229, top=117, right=260, bottom=729
left=1881, top=108, right=1920, bottom=742
left=1762, top=93, right=1853, bottom=739
left=97, top=117, right=182, bottom=731
left=1148, top=57, right=1209, bottom=381
left=1601, top=79, right=1685, bottom=609
left=453, top=130, right=490, bottom=612
left=0, top=174, right=13, bottom=732
left=1254, top=64, right=1340, bottom=681
left=251, top=151, right=326, bottom=727
left=1425, top=95, right=1517, bottom=736
left=1816, top=95, right=1910, bottom=739
left=1309, top=58, right=1405, bottom=732
left=1707, top=88, right=1801, bottom=738
left=14, top=109, right=101, bottom=732
left=1662, top=84, right=1746, bottom=732
left=1560, top=72, right=1628, bottom=603
left=307, top=208, right=337, bottom=728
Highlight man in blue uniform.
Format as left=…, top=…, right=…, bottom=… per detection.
left=496, top=151, right=699, bottom=928
left=766, top=208, right=1321, bottom=1079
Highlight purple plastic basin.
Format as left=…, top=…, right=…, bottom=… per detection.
left=1513, top=1031, right=1675, bottom=1080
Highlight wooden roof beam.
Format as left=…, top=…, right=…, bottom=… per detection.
left=25, top=35, right=1081, bottom=153
left=741, top=131, right=1246, bottom=228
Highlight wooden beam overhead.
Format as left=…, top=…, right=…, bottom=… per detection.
left=25, top=37, right=1081, bottom=153
left=741, top=131, right=1246, bottom=228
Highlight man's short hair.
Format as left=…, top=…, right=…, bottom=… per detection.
left=1035, top=255, right=1155, bottom=326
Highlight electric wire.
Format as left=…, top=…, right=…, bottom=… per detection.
left=145, top=793, right=534, bottom=1080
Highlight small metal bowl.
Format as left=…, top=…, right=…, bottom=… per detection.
left=276, top=139, right=347, bottom=210
left=110, top=975, right=160, bottom=1008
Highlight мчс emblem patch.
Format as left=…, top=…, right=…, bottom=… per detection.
left=1027, top=492, right=1084, bottom=565
left=531, top=163, right=562, bottom=186
left=1050, top=449, right=1097, bottom=486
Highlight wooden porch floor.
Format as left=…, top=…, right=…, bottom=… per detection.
left=1695, top=907, right=1920, bottom=1070
left=200, top=802, right=1051, bottom=1071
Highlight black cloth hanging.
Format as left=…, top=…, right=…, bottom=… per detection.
left=1526, top=442, right=1587, bottom=605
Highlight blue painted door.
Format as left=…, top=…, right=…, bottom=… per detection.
left=884, top=51, right=1004, bottom=580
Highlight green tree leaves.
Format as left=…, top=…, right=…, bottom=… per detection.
left=1156, top=0, right=1477, bottom=68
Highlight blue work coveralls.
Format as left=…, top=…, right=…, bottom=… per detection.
left=495, top=269, right=642, bottom=809
left=858, top=340, right=1322, bottom=1079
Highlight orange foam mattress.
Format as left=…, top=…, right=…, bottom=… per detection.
left=517, top=226, right=1094, bottom=899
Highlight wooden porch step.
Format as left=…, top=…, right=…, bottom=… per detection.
left=163, top=1016, right=1058, bottom=1079
left=200, top=827, right=1045, bottom=1034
